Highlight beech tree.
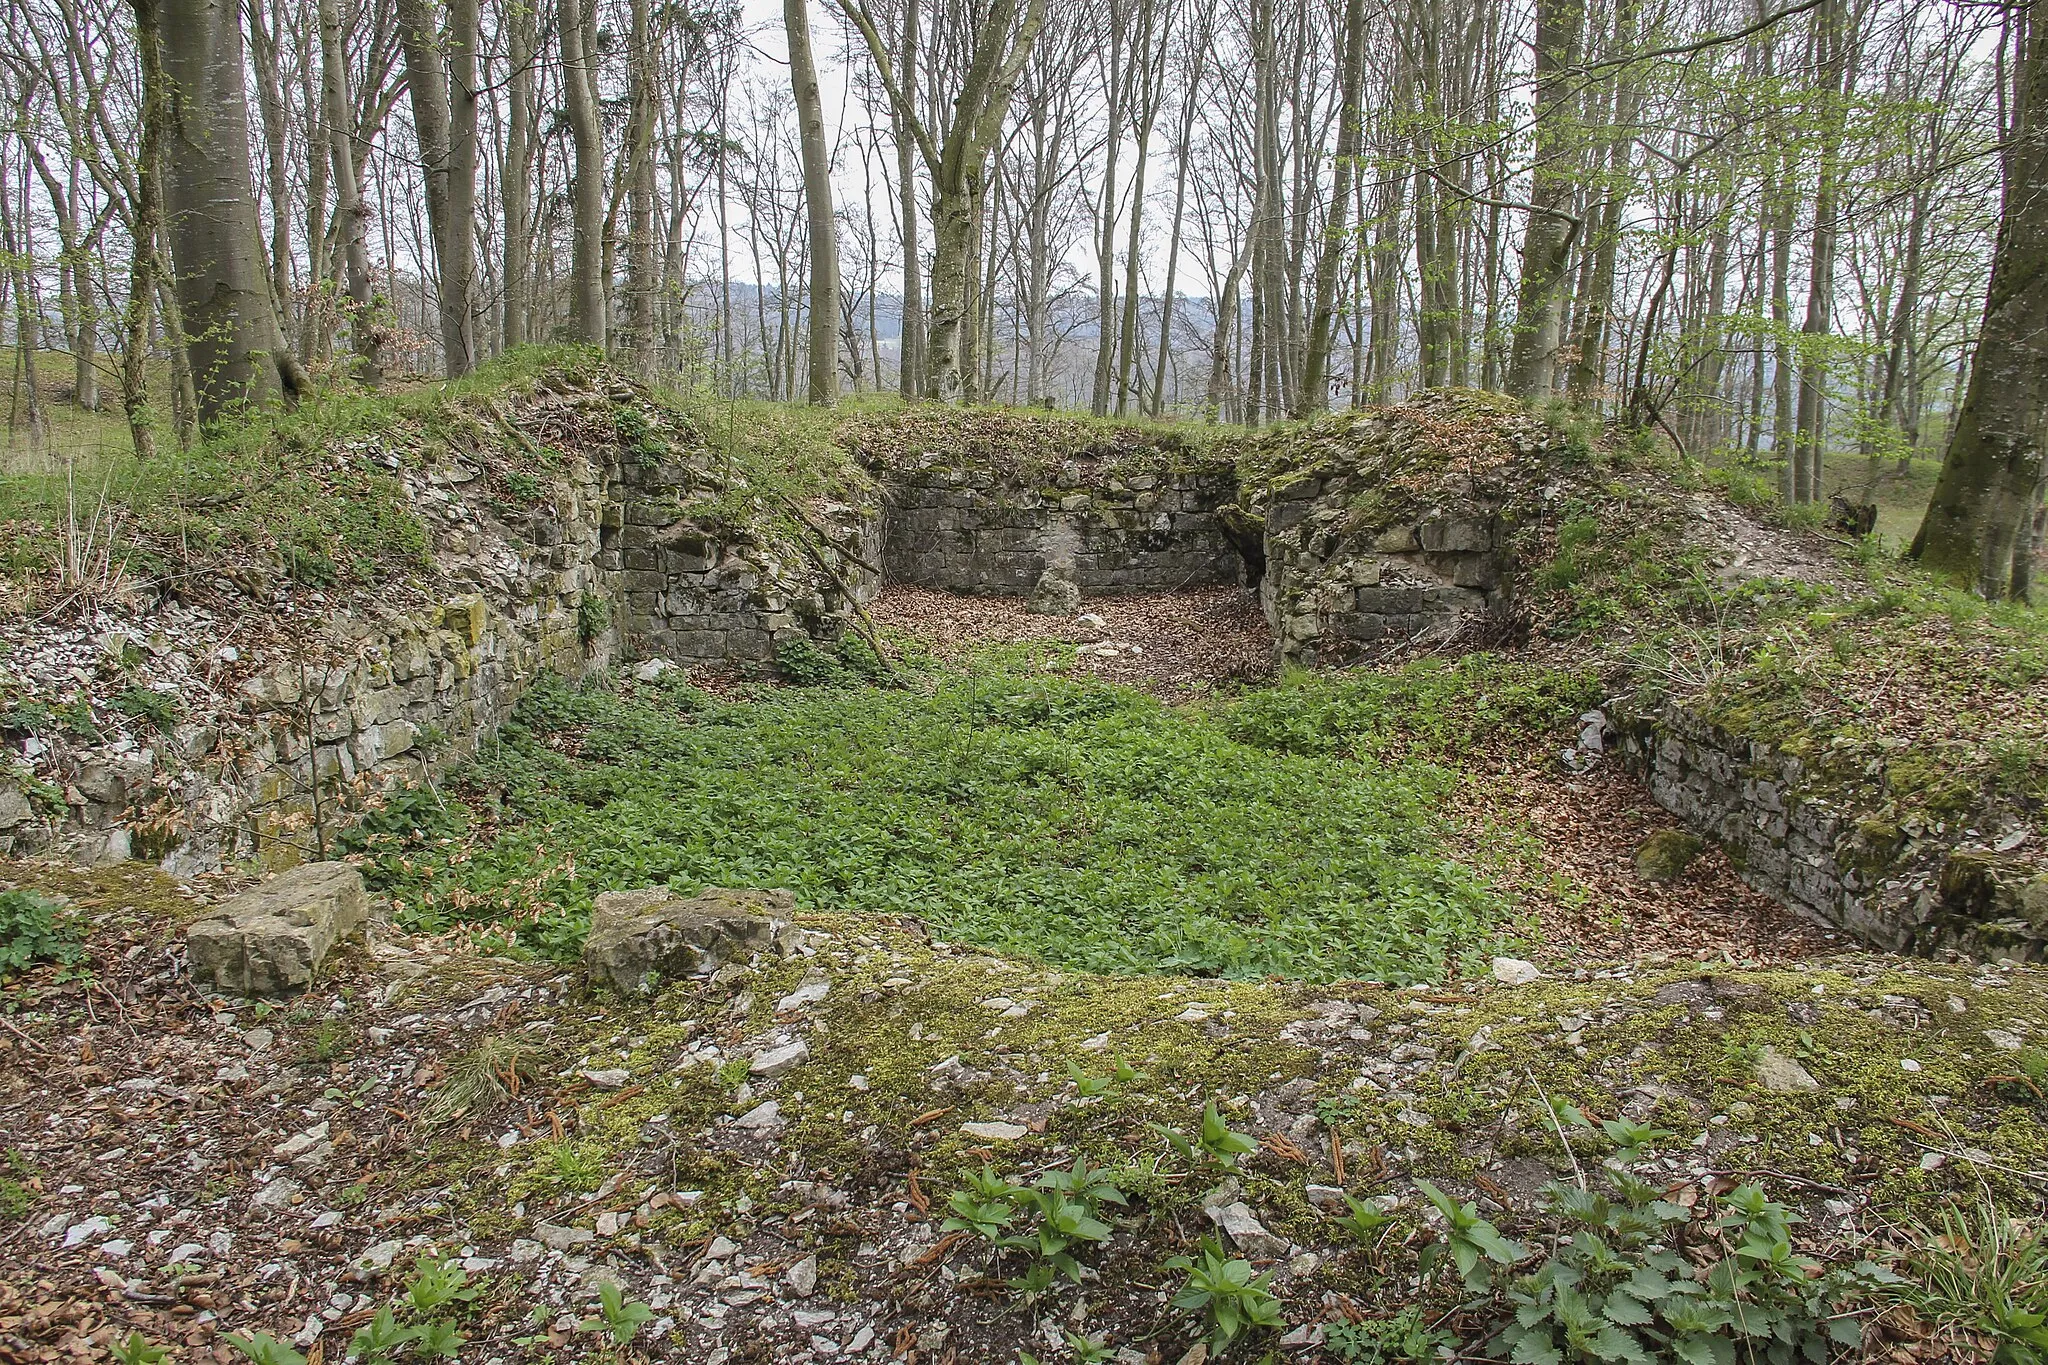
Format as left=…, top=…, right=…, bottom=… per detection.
left=1913, top=0, right=2045, bottom=599
left=787, top=0, right=840, bottom=404
left=147, top=0, right=301, bottom=422
left=834, top=0, right=1047, bottom=401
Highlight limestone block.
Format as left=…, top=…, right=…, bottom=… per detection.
left=186, top=862, right=369, bottom=996
left=582, top=887, right=799, bottom=994
left=1420, top=518, right=1491, bottom=553
left=443, top=595, right=487, bottom=646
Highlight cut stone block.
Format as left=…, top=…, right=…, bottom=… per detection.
left=582, top=887, right=797, bottom=994
left=186, top=862, right=369, bottom=996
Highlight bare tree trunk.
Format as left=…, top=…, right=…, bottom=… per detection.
left=120, top=0, right=167, bottom=456
left=1150, top=15, right=1207, bottom=417
left=447, top=0, right=479, bottom=369
left=787, top=0, right=840, bottom=404
left=0, top=178, right=47, bottom=446
left=1089, top=0, right=1130, bottom=416
left=396, top=0, right=476, bottom=375
left=502, top=0, right=536, bottom=350
left=150, top=0, right=298, bottom=421
left=1566, top=0, right=1636, bottom=405
left=1913, top=0, right=2047, bottom=598
left=1770, top=150, right=1796, bottom=498
left=622, top=0, right=659, bottom=372
left=319, top=0, right=382, bottom=385
left=561, top=0, right=606, bottom=349
left=1206, top=239, right=1249, bottom=419
left=1297, top=0, right=1366, bottom=415
left=1115, top=0, right=1165, bottom=415
left=244, top=0, right=295, bottom=345
left=893, top=0, right=923, bottom=398
left=1504, top=0, right=1584, bottom=400
left=1791, top=0, right=1848, bottom=502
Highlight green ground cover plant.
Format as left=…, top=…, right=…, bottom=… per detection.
left=355, top=661, right=1553, bottom=981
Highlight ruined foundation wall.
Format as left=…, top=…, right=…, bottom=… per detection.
left=878, top=464, right=1245, bottom=596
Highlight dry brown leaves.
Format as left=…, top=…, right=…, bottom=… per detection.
left=1449, top=748, right=1840, bottom=966
left=870, top=584, right=1272, bottom=699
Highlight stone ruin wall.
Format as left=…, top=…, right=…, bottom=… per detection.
left=607, top=455, right=882, bottom=665
left=1259, top=472, right=1510, bottom=669
left=877, top=462, right=1246, bottom=597
left=7, top=449, right=882, bottom=875
left=15, top=410, right=2040, bottom=965
left=1605, top=700, right=2047, bottom=963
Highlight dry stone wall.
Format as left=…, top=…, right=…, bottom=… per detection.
left=1606, top=701, right=2047, bottom=963
left=607, top=456, right=880, bottom=665
left=6, top=439, right=880, bottom=875
left=877, top=462, right=1245, bottom=596
left=1260, top=477, right=1509, bottom=668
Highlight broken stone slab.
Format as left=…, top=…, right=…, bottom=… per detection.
left=1026, top=569, right=1081, bottom=616
left=1205, top=1201, right=1289, bottom=1259
left=1756, top=1046, right=1820, bottom=1093
left=185, top=862, right=369, bottom=996
left=581, top=887, right=798, bottom=994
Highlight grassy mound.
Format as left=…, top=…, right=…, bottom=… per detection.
left=349, top=656, right=1595, bottom=982
left=0, top=348, right=877, bottom=618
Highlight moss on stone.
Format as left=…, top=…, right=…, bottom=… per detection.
left=1634, top=830, right=1706, bottom=883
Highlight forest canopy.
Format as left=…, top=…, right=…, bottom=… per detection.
left=0, top=0, right=2041, bottom=593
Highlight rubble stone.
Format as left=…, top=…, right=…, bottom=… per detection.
left=185, top=862, right=369, bottom=996
left=582, top=887, right=798, bottom=994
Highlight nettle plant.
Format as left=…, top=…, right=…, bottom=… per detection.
left=1417, top=1110, right=1887, bottom=1365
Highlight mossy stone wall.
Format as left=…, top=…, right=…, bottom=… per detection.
left=877, top=463, right=1245, bottom=596
left=1610, top=699, right=2046, bottom=963
left=1260, top=473, right=1508, bottom=668
left=605, top=457, right=881, bottom=664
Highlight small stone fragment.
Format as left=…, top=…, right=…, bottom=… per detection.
left=785, top=1254, right=819, bottom=1298
left=959, top=1121, right=1029, bottom=1142
left=1757, top=1046, right=1819, bottom=1093
left=777, top=975, right=832, bottom=1012
left=355, top=1240, right=404, bottom=1272
left=1205, top=1201, right=1288, bottom=1259
left=1304, top=1184, right=1348, bottom=1211
left=535, top=1223, right=595, bottom=1252
left=62, top=1216, right=111, bottom=1248
left=751, top=1039, right=811, bottom=1078
left=735, top=1101, right=785, bottom=1131
left=1491, top=957, right=1541, bottom=986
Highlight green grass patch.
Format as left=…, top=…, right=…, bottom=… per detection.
left=0, top=350, right=614, bottom=592
left=353, top=661, right=1583, bottom=982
